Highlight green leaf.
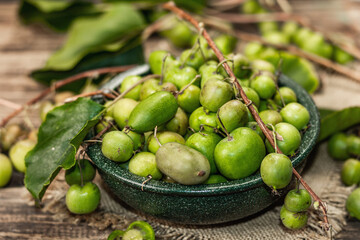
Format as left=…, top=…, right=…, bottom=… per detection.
left=43, top=3, right=145, bottom=71
left=262, top=51, right=319, bottom=93
left=25, top=98, right=104, bottom=201
left=318, top=107, right=360, bottom=142
left=319, top=108, right=335, bottom=119
left=25, top=0, right=73, bottom=13
left=31, top=44, right=144, bottom=91
left=18, top=0, right=101, bottom=32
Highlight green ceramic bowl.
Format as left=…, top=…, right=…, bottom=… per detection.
left=88, top=66, right=320, bottom=225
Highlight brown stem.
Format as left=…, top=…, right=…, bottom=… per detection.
left=0, top=65, right=136, bottom=128
left=163, top=1, right=330, bottom=230
left=64, top=90, right=117, bottom=103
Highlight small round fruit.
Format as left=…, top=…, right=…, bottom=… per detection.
left=101, top=131, right=134, bottom=162
left=54, top=91, right=74, bottom=105
left=284, top=189, right=312, bottom=212
left=122, top=229, right=142, bottom=240
left=186, top=132, right=222, bottom=174
left=327, top=133, right=350, bottom=161
left=95, top=116, right=115, bottom=134
left=214, top=127, right=266, bottom=180
left=263, top=31, right=290, bottom=45
left=216, top=100, right=248, bottom=133
left=65, top=182, right=101, bottom=214
left=40, top=101, right=54, bottom=122
left=259, top=110, right=283, bottom=126
left=177, top=84, right=201, bottom=114
left=156, top=142, right=210, bottom=185
left=148, top=50, right=176, bottom=75
left=341, top=158, right=360, bottom=186
left=243, top=87, right=260, bottom=108
left=119, top=75, right=142, bottom=100
left=244, top=42, right=264, bottom=59
left=280, top=206, right=308, bottom=230
left=259, top=21, right=279, bottom=35
left=203, top=174, right=228, bottom=184
left=124, top=130, right=145, bottom=151
left=164, top=66, right=198, bottom=89
left=129, top=152, right=162, bottom=180
left=200, top=79, right=234, bottom=112
left=346, top=188, right=360, bottom=220
left=266, top=122, right=301, bottom=156
left=260, top=153, right=293, bottom=190
left=280, top=102, right=310, bottom=130
left=334, top=47, right=353, bottom=65
left=65, top=159, right=96, bottom=186
left=347, top=135, right=360, bottom=156
left=180, top=49, right=205, bottom=70
left=246, top=121, right=265, bottom=140
left=113, top=98, right=138, bottom=129
left=1, top=124, right=23, bottom=151
left=0, top=154, right=12, bottom=187
left=273, top=87, right=297, bottom=106
left=189, top=107, right=218, bottom=133
left=251, top=59, right=275, bottom=74
left=126, top=221, right=155, bottom=240
left=9, top=139, right=36, bottom=173
left=147, top=131, right=185, bottom=154
left=282, top=21, right=298, bottom=38
left=214, top=34, right=237, bottom=55
left=250, top=75, right=276, bottom=99
left=165, top=107, right=188, bottom=136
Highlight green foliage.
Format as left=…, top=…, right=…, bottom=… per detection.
left=25, top=98, right=104, bottom=202
left=42, top=3, right=145, bottom=71
left=32, top=44, right=144, bottom=91
left=318, top=107, right=360, bottom=141
left=18, top=0, right=101, bottom=32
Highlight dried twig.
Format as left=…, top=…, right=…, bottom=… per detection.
left=163, top=1, right=330, bottom=230
left=0, top=65, right=136, bottom=127
left=64, top=90, right=117, bottom=103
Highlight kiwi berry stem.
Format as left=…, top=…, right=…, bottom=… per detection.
left=153, top=126, right=162, bottom=147
left=176, top=74, right=201, bottom=96
left=0, top=65, right=136, bottom=128
left=163, top=1, right=329, bottom=230
left=160, top=54, right=170, bottom=84
left=216, top=109, right=232, bottom=141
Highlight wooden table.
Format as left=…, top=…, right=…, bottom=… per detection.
left=0, top=1, right=359, bottom=239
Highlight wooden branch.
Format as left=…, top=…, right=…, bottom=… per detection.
left=64, top=90, right=117, bottom=103
left=0, top=65, right=136, bottom=128
left=163, top=1, right=329, bottom=230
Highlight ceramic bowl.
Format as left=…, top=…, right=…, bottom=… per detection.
left=87, top=66, right=320, bottom=225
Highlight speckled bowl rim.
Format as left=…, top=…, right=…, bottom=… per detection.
left=90, top=69, right=320, bottom=197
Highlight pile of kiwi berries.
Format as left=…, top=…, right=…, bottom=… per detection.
left=327, top=132, right=360, bottom=221
left=95, top=33, right=314, bottom=228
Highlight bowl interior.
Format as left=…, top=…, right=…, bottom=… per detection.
left=89, top=67, right=320, bottom=196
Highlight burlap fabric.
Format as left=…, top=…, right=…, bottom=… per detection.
left=32, top=70, right=360, bottom=240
